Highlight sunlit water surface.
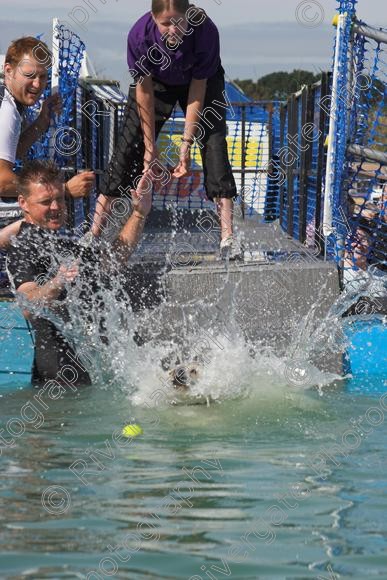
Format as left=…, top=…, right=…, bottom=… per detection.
left=1, top=361, right=386, bottom=580
left=1, top=240, right=386, bottom=579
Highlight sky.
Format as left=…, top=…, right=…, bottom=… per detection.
left=1, top=0, right=387, bottom=93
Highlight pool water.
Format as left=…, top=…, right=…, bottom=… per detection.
left=0, top=361, right=386, bottom=579
left=1, top=292, right=387, bottom=580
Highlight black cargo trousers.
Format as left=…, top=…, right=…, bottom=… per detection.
left=100, top=66, right=237, bottom=201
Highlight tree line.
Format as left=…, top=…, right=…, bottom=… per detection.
left=233, top=69, right=320, bottom=101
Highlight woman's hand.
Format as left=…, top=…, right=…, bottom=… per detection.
left=172, top=77, right=206, bottom=179
left=172, top=141, right=191, bottom=178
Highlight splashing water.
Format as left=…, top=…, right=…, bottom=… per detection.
left=303, top=269, right=386, bottom=358
left=15, top=226, right=385, bottom=407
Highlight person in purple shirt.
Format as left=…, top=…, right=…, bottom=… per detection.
left=92, top=0, right=240, bottom=258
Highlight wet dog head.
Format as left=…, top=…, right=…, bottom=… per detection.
left=169, top=363, right=201, bottom=390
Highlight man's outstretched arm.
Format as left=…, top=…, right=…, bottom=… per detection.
left=0, top=157, right=94, bottom=201
left=113, top=176, right=153, bottom=262
left=16, top=262, right=79, bottom=319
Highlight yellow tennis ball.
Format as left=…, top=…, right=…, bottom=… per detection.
left=122, top=424, right=143, bottom=438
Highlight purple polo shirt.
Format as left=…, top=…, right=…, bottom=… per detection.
left=127, top=11, right=221, bottom=85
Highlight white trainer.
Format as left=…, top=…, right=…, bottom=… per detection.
left=220, top=236, right=243, bottom=260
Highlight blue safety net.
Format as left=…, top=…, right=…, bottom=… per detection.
left=76, top=87, right=282, bottom=217
left=329, top=0, right=387, bottom=281
left=277, top=76, right=330, bottom=249
left=153, top=98, right=281, bottom=215
left=27, top=24, right=85, bottom=166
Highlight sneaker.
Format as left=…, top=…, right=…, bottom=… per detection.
left=220, top=236, right=243, bottom=261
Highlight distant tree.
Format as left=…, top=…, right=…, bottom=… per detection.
left=233, top=69, right=321, bottom=101
left=233, top=78, right=264, bottom=101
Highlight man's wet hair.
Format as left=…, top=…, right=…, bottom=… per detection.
left=5, top=37, right=52, bottom=69
left=18, top=160, right=64, bottom=198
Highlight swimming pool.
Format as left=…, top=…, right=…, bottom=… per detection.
left=1, top=301, right=386, bottom=579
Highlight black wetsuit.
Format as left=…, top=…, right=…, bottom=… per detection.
left=6, top=222, right=102, bottom=386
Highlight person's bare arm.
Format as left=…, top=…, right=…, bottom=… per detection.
left=65, top=171, right=95, bottom=199
left=113, top=176, right=152, bottom=262
left=91, top=195, right=114, bottom=237
left=114, top=211, right=147, bottom=261
left=136, top=77, right=157, bottom=172
left=16, top=116, right=50, bottom=158
left=173, top=78, right=207, bottom=178
left=17, top=263, right=79, bottom=319
left=0, top=159, right=19, bottom=198
left=91, top=80, right=155, bottom=240
left=184, top=78, right=207, bottom=141
left=17, top=94, right=61, bottom=158
left=0, top=158, right=94, bottom=201
left=0, top=219, right=23, bottom=250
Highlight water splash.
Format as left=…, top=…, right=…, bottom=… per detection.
left=14, top=226, right=385, bottom=406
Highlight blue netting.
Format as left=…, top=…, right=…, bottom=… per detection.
left=292, top=97, right=304, bottom=238
left=330, top=1, right=387, bottom=278
left=26, top=24, right=85, bottom=167
left=264, top=102, right=281, bottom=221
left=331, top=4, right=358, bottom=232
left=280, top=107, right=289, bottom=232
left=338, top=0, right=357, bottom=13
left=153, top=100, right=280, bottom=215
left=277, top=78, right=330, bottom=246
left=306, top=87, right=323, bottom=236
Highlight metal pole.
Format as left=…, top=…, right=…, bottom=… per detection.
left=241, top=105, right=246, bottom=219
left=323, top=12, right=347, bottom=238
left=347, top=144, right=387, bottom=165
left=353, top=21, right=387, bottom=45
left=51, top=18, right=60, bottom=94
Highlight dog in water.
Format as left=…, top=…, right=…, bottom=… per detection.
left=161, top=355, right=212, bottom=404
left=168, top=363, right=201, bottom=390
left=168, top=362, right=212, bottom=405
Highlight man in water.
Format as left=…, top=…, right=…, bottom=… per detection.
left=0, top=36, right=94, bottom=248
left=6, top=160, right=151, bottom=386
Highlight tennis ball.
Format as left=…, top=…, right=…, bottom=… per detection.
left=122, top=424, right=143, bottom=438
